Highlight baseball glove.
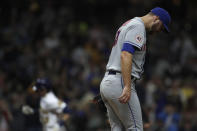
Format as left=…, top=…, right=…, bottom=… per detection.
left=92, top=94, right=107, bottom=113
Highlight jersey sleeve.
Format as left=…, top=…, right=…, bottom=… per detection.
left=123, top=25, right=145, bottom=50
left=55, top=100, right=67, bottom=113
left=45, top=98, right=67, bottom=113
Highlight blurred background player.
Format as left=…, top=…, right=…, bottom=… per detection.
left=22, top=77, right=70, bottom=131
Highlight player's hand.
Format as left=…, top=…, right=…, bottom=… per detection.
left=118, top=86, right=131, bottom=104
left=22, top=105, right=34, bottom=115
left=61, top=114, right=70, bottom=121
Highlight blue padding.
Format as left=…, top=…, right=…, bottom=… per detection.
left=121, top=43, right=136, bottom=54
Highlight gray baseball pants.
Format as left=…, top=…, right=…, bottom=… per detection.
left=100, top=72, right=143, bottom=131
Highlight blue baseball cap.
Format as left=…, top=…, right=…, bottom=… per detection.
left=33, top=77, right=52, bottom=92
left=151, top=7, right=171, bottom=33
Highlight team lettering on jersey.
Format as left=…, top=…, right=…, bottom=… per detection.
left=113, top=30, right=121, bottom=46
left=122, top=19, right=132, bottom=26
left=113, top=19, right=132, bottom=47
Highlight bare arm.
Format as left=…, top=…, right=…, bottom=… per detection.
left=121, top=51, right=132, bottom=88
left=119, top=51, right=133, bottom=103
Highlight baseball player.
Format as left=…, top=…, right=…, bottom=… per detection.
left=22, top=77, right=69, bottom=131
left=100, top=7, right=171, bottom=131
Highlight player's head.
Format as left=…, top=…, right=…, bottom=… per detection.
left=147, top=7, right=171, bottom=34
left=32, top=77, right=52, bottom=95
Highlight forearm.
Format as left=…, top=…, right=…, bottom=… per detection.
left=121, top=51, right=132, bottom=88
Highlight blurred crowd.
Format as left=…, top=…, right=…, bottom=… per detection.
left=0, top=0, right=197, bottom=131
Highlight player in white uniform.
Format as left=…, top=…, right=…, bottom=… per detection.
left=100, top=7, right=171, bottom=131
left=22, top=78, right=69, bottom=131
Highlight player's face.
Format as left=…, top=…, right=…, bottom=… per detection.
left=149, top=17, right=164, bottom=34
left=152, top=20, right=163, bottom=32
left=38, top=89, right=47, bottom=97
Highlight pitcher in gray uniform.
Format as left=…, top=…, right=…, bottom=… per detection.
left=100, top=7, right=171, bottom=131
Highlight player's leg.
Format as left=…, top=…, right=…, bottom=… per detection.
left=126, top=87, right=143, bottom=131
left=100, top=74, right=143, bottom=131
left=107, top=98, right=138, bottom=131
left=101, top=93, right=123, bottom=131
left=100, top=75, right=123, bottom=131
left=105, top=78, right=143, bottom=131
left=118, top=78, right=143, bottom=131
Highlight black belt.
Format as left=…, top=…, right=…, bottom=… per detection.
left=107, top=70, right=136, bottom=81
left=108, top=70, right=121, bottom=75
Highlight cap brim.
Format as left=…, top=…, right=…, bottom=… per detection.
left=163, top=24, right=170, bottom=33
